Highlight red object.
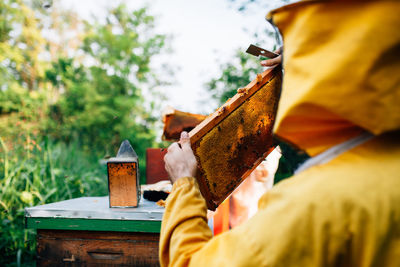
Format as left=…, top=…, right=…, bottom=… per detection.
left=212, top=198, right=230, bottom=236
left=146, top=148, right=169, bottom=184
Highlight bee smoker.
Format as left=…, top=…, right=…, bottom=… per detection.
left=107, top=140, right=140, bottom=208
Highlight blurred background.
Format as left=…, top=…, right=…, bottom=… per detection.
left=0, top=0, right=295, bottom=265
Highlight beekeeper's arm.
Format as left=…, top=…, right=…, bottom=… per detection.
left=160, top=131, right=341, bottom=267
left=161, top=131, right=212, bottom=266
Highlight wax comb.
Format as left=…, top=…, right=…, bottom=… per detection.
left=189, top=66, right=282, bottom=210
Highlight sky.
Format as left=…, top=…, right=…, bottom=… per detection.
left=61, top=0, right=282, bottom=114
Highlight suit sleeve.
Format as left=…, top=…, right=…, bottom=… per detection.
left=159, top=176, right=350, bottom=267
left=159, top=177, right=212, bottom=267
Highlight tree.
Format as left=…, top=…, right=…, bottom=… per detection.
left=0, top=0, right=47, bottom=92
left=0, top=1, right=171, bottom=265
left=206, top=50, right=263, bottom=106
left=45, top=5, right=168, bottom=163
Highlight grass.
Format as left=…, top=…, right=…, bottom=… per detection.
left=0, top=135, right=108, bottom=266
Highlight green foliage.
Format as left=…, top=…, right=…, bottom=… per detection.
left=44, top=5, right=166, bottom=167
left=0, top=1, right=169, bottom=265
left=0, top=0, right=48, bottom=92
left=206, top=50, right=264, bottom=106
left=274, top=142, right=309, bottom=184
left=0, top=135, right=107, bottom=265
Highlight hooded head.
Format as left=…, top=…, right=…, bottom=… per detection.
left=267, top=1, right=400, bottom=156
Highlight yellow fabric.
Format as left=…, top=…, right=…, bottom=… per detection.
left=160, top=133, right=400, bottom=266
left=159, top=1, right=400, bottom=266
left=268, top=0, right=400, bottom=155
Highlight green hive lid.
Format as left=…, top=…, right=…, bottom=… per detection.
left=25, top=197, right=163, bottom=232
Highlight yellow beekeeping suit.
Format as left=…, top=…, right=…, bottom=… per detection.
left=159, top=1, right=400, bottom=266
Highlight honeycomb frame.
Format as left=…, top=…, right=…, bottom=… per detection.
left=189, top=66, right=282, bottom=210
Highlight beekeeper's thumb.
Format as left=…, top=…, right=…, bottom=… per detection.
left=179, top=131, right=191, bottom=151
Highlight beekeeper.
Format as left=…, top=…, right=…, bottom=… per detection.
left=161, top=1, right=400, bottom=266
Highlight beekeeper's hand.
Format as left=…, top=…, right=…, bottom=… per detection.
left=164, top=131, right=198, bottom=183
left=261, top=47, right=282, bottom=67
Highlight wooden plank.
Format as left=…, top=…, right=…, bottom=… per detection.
left=25, top=196, right=164, bottom=221
left=26, top=217, right=161, bottom=233
left=189, top=67, right=282, bottom=210
left=36, top=230, right=160, bottom=267
left=162, top=108, right=207, bottom=141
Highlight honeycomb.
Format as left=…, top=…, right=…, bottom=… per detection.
left=190, top=67, right=281, bottom=210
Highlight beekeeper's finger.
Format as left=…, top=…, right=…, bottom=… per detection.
left=179, top=131, right=192, bottom=152
left=261, top=55, right=282, bottom=67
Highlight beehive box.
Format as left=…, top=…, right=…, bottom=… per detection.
left=189, top=66, right=282, bottom=210
left=25, top=197, right=164, bottom=266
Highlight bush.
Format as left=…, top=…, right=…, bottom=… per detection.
left=0, top=135, right=108, bottom=266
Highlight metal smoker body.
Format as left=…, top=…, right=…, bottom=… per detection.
left=107, top=140, right=141, bottom=208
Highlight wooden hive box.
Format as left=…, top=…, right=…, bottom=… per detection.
left=189, top=66, right=282, bottom=210
left=25, top=197, right=163, bottom=266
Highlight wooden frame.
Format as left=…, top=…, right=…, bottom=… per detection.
left=189, top=66, right=282, bottom=210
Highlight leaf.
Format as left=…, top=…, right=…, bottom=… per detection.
left=20, top=191, right=33, bottom=204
